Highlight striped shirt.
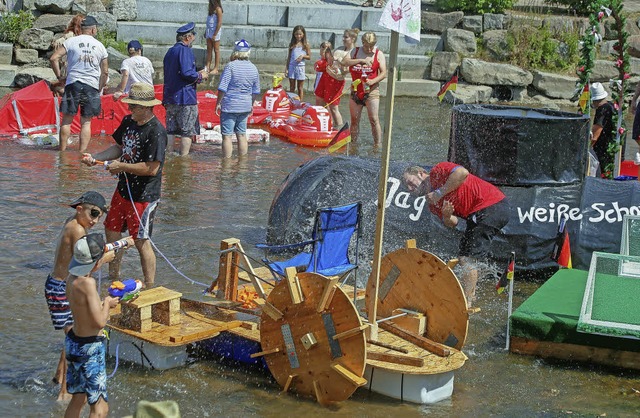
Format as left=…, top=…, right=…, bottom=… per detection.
left=217, top=60, right=260, bottom=113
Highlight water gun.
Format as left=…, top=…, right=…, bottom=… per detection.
left=108, top=279, right=143, bottom=302
left=105, top=238, right=131, bottom=252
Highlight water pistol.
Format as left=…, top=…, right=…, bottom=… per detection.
left=105, top=238, right=131, bottom=252
left=108, top=279, right=143, bottom=302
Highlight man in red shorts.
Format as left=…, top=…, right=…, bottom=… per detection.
left=403, top=163, right=510, bottom=307
left=81, top=83, right=166, bottom=287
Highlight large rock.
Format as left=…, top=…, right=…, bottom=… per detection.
left=628, top=35, right=640, bottom=59
left=110, top=0, right=136, bottom=21
left=531, top=70, right=579, bottom=99
left=93, top=12, right=117, bottom=33
left=542, top=16, right=583, bottom=34
left=421, top=11, right=463, bottom=34
left=0, top=64, right=19, bottom=87
left=506, top=13, right=542, bottom=29
left=443, top=84, right=492, bottom=104
left=0, top=42, right=12, bottom=65
left=591, top=59, right=619, bottom=81
left=14, top=48, right=40, bottom=64
left=18, top=28, right=54, bottom=51
left=482, top=30, right=509, bottom=61
left=430, top=51, right=461, bottom=81
left=33, top=14, right=72, bottom=33
left=34, top=0, right=73, bottom=14
left=444, top=28, right=476, bottom=55
left=14, top=67, right=56, bottom=88
left=483, top=13, right=504, bottom=31
left=107, top=46, right=127, bottom=70
left=463, top=15, right=482, bottom=35
left=72, top=0, right=106, bottom=14
left=461, top=58, right=533, bottom=86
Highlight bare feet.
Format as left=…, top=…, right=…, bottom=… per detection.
left=211, top=68, right=219, bottom=75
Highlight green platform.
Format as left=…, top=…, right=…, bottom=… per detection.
left=510, top=269, right=640, bottom=352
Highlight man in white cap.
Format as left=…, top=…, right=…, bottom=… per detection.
left=590, top=82, right=615, bottom=175
left=81, top=82, right=166, bottom=288
left=50, top=15, right=109, bottom=152
left=163, top=22, right=209, bottom=156
left=215, top=39, right=260, bottom=158
left=113, top=40, right=155, bottom=101
left=65, top=233, right=119, bottom=418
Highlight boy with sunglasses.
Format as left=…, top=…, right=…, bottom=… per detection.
left=45, top=191, right=108, bottom=401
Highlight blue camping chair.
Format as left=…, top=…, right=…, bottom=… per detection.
left=256, top=202, right=362, bottom=283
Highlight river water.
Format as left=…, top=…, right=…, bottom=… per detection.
left=0, top=98, right=638, bottom=417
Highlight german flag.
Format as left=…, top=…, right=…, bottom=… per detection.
left=328, top=123, right=351, bottom=153
left=437, top=69, right=458, bottom=102
left=496, top=252, right=515, bottom=294
left=578, top=83, right=589, bottom=114
left=551, top=217, right=572, bottom=268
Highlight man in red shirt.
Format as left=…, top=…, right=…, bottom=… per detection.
left=403, top=163, right=510, bottom=307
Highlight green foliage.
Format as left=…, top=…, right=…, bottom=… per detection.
left=95, top=30, right=128, bottom=54
left=0, top=10, right=35, bottom=43
left=507, top=25, right=580, bottom=72
left=435, top=0, right=514, bottom=14
left=544, top=0, right=593, bottom=15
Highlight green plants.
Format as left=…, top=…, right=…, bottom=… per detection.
left=435, top=0, right=514, bottom=14
left=95, top=30, right=128, bottom=54
left=544, top=0, right=592, bottom=15
left=507, top=25, right=580, bottom=72
left=0, top=10, right=35, bottom=43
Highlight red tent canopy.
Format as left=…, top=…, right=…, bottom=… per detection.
left=0, top=80, right=59, bottom=136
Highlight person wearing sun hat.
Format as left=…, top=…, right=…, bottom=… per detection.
left=112, top=39, right=154, bottom=101
left=80, top=82, right=166, bottom=288
left=163, top=22, right=209, bottom=156
left=590, top=82, right=615, bottom=175
left=64, top=233, right=120, bottom=418
left=215, top=39, right=260, bottom=158
left=50, top=15, right=109, bottom=152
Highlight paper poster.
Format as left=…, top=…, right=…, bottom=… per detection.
left=378, top=0, right=422, bottom=43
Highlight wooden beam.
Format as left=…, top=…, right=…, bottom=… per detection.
left=282, top=374, right=297, bottom=393
left=331, top=362, right=367, bottom=387
left=169, top=329, right=220, bottom=343
left=379, top=321, right=450, bottom=357
left=316, top=276, right=338, bottom=313
left=367, top=351, right=424, bottom=367
left=405, top=239, right=416, bottom=249
left=235, top=241, right=266, bottom=299
left=215, top=238, right=240, bottom=301
left=260, top=301, right=284, bottom=320
left=285, top=267, right=304, bottom=304
left=367, top=339, right=409, bottom=354
left=333, top=324, right=368, bottom=341
left=249, top=347, right=280, bottom=358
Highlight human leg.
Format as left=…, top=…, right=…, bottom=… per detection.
left=289, top=78, right=296, bottom=93
left=78, top=116, right=92, bottom=153
left=135, top=239, right=156, bottom=288
left=366, top=96, right=382, bottom=144
left=458, top=256, right=479, bottom=306
left=222, top=135, right=234, bottom=158
left=179, top=136, right=192, bottom=156
left=235, top=112, right=250, bottom=156
left=88, top=397, right=109, bottom=418
left=349, top=98, right=364, bottom=141
left=78, top=83, right=101, bottom=152
left=297, top=79, right=305, bottom=102
left=59, top=114, right=74, bottom=151
left=220, top=111, right=235, bottom=158
left=329, top=104, right=343, bottom=127
left=205, top=38, right=214, bottom=72
left=105, top=228, right=124, bottom=280
left=236, top=133, right=248, bottom=156
left=212, top=40, right=221, bottom=74
left=65, top=393, right=87, bottom=418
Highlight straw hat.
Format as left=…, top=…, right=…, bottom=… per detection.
left=591, top=82, right=608, bottom=101
left=123, top=400, right=181, bottom=418
left=122, top=83, right=161, bottom=107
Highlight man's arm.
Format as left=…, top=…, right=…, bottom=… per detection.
left=99, top=58, right=109, bottom=92
left=49, top=46, right=67, bottom=80
left=113, top=69, right=129, bottom=101
left=81, top=145, right=123, bottom=166
left=428, top=166, right=468, bottom=205
left=441, top=200, right=458, bottom=228
left=106, top=160, right=161, bottom=177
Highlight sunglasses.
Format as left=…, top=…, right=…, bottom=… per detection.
left=90, top=208, right=102, bottom=218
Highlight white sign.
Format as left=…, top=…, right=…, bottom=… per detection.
left=378, top=0, right=422, bottom=42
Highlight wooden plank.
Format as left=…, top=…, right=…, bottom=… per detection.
left=331, top=362, right=367, bottom=387
left=391, top=308, right=426, bottom=335
left=333, top=324, right=368, bottom=341
left=235, top=242, right=267, bottom=299
left=285, top=267, right=304, bottom=304
left=367, top=351, right=425, bottom=367
left=260, top=301, right=283, bottom=320
left=249, top=347, right=280, bottom=358
left=510, top=336, right=640, bottom=371
left=128, top=286, right=182, bottom=308
left=379, top=321, right=450, bottom=357
left=367, top=338, right=409, bottom=354
left=405, top=239, right=416, bottom=249
left=316, top=276, right=338, bottom=313
left=183, top=311, right=243, bottom=331
left=216, top=238, right=240, bottom=301
left=447, top=258, right=459, bottom=269
left=282, top=374, right=297, bottom=393
left=152, top=298, right=181, bottom=326
left=168, top=329, right=221, bottom=343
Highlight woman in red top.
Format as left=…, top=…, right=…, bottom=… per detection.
left=343, top=31, right=387, bottom=145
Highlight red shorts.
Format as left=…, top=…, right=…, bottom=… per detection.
left=104, top=190, right=158, bottom=239
left=315, top=75, right=345, bottom=106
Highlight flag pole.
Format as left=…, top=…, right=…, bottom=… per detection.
left=505, top=251, right=515, bottom=351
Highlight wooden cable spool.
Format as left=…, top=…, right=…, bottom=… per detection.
left=365, top=244, right=469, bottom=350
left=259, top=269, right=367, bottom=405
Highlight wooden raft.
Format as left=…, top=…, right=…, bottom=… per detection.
left=365, top=242, right=469, bottom=350
left=120, top=287, right=182, bottom=332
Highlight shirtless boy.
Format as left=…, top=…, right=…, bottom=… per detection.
left=65, top=233, right=131, bottom=418
left=45, top=191, right=107, bottom=401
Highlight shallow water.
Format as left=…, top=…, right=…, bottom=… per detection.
left=0, top=98, right=639, bottom=417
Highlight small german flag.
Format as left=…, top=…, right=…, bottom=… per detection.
left=551, top=217, right=572, bottom=269
left=496, top=252, right=515, bottom=294
left=578, top=83, right=590, bottom=114
left=438, top=69, right=459, bottom=102
left=328, top=122, right=351, bottom=153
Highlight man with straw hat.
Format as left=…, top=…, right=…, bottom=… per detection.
left=81, top=83, right=167, bottom=288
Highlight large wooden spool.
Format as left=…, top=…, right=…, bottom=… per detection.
left=365, top=245, right=469, bottom=350
left=259, top=269, right=367, bottom=405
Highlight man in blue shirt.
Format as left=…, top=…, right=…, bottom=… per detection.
left=163, top=22, right=208, bottom=156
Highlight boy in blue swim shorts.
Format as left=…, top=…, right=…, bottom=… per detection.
left=65, top=233, right=120, bottom=418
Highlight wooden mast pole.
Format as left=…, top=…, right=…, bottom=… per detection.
left=367, top=30, right=399, bottom=341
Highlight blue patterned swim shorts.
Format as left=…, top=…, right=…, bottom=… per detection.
left=45, top=274, right=73, bottom=330
left=65, top=329, right=108, bottom=405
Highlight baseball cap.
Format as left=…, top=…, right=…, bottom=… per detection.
left=81, top=16, right=101, bottom=27
left=234, top=39, right=251, bottom=53
left=69, top=191, right=108, bottom=213
left=127, top=40, right=143, bottom=51
left=68, top=233, right=106, bottom=277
